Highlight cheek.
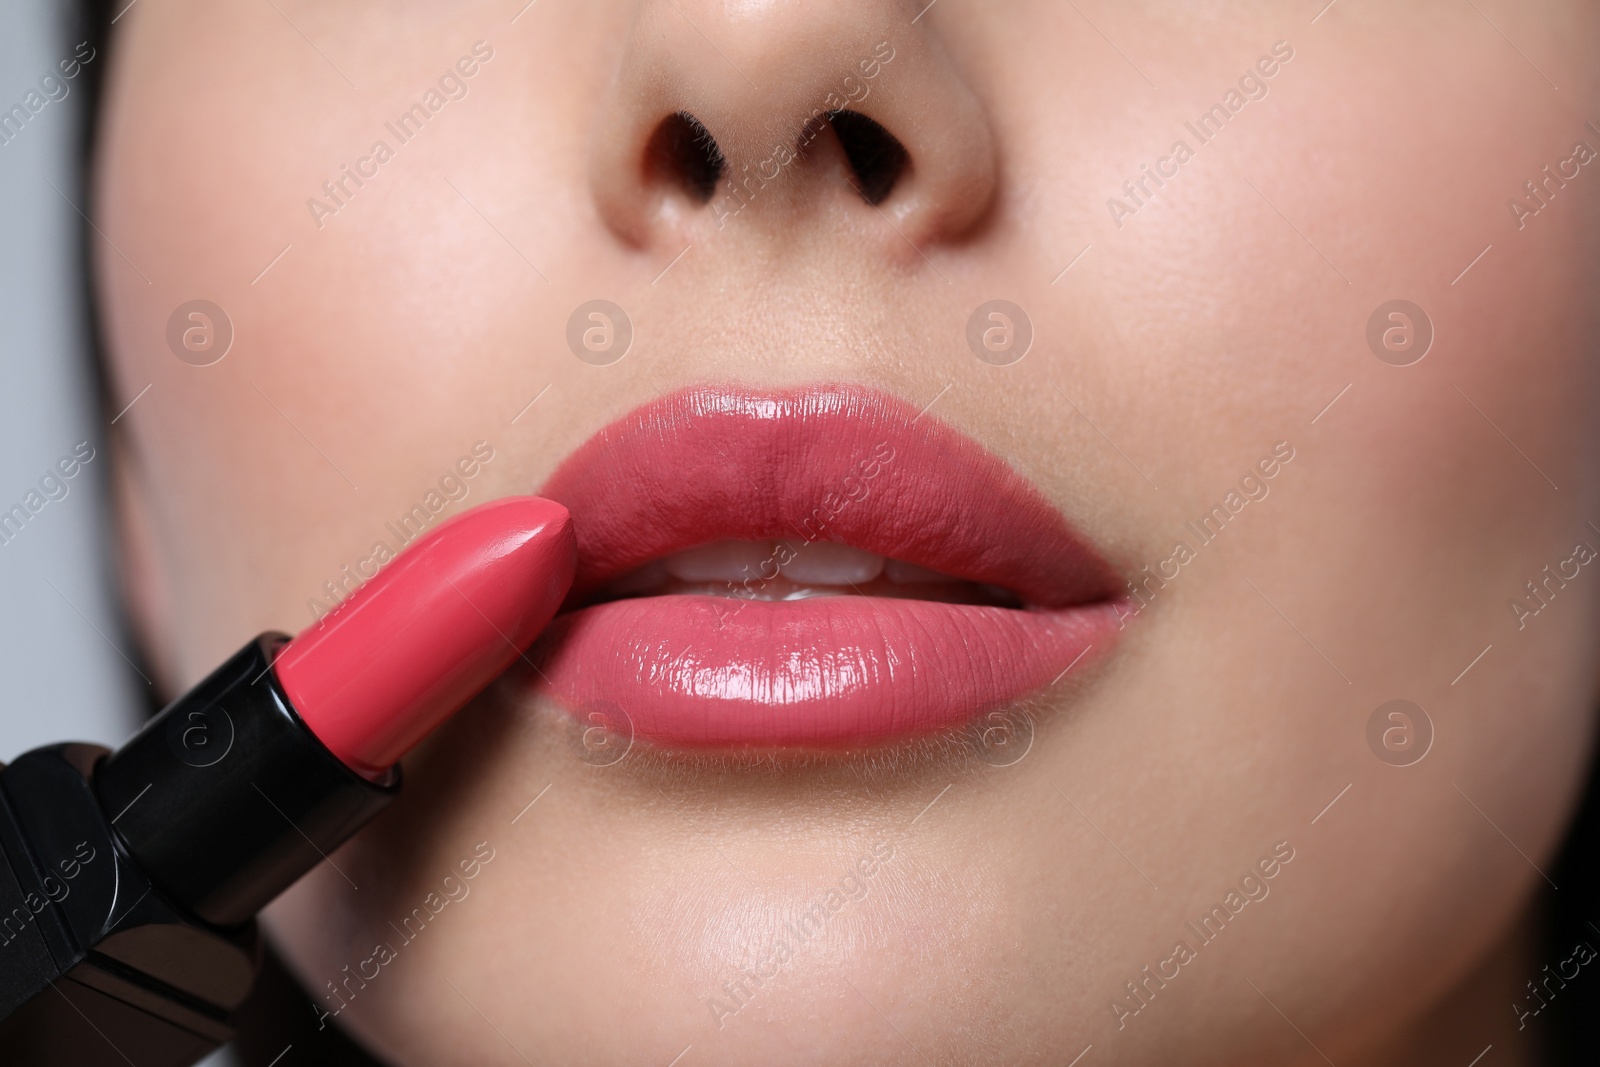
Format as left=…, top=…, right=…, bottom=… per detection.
left=96, top=2, right=613, bottom=683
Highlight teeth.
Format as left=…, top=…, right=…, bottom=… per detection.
left=663, top=540, right=778, bottom=583
left=781, top=588, right=847, bottom=600
left=651, top=539, right=961, bottom=591
left=884, top=558, right=961, bottom=584
left=777, top=540, right=885, bottom=585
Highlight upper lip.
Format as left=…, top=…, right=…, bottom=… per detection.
left=541, top=383, right=1120, bottom=607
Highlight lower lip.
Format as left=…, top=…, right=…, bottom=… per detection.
left=531, top=595, right=1121, bottom=747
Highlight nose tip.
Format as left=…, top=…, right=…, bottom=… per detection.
left=588, top=0, right=997, bottom=259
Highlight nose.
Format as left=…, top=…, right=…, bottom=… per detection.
left=588, top=0, right=997, bottom=259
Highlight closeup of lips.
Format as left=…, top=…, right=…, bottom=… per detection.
left=529, top=384, right=1125, bottom=747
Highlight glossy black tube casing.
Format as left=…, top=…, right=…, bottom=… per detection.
left=0, top=634, right=398, bottom=1066
left=96, top=634, right=398, bottom=927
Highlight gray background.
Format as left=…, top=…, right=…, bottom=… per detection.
left=0, top=1, right=141, bottom=754
left=2, top=3, right=236, bottom=1064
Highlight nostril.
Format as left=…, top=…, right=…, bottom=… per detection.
left=828, top=110, right=910, bottom=206
left=646, top=111, right=725, bottom=203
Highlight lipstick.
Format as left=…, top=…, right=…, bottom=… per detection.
left=0, top=496, right=574, bottom=1066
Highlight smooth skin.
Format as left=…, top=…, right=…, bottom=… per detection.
left=96, top=0, right=1600, bottom=1063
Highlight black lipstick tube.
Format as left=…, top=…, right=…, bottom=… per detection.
left=0, top=634, right=397, bottom=1066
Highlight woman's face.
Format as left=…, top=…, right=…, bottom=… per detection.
left=97, top=0, right=1600, bottom=1063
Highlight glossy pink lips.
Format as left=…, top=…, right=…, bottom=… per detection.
left=530, top=385, right=1124, bottom=747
